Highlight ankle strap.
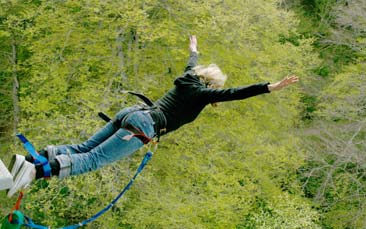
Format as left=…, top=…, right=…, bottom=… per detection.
left=16, top=134, right=52, bottom=178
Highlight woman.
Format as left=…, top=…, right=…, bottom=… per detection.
left=7, top=36, right=298, bottom=197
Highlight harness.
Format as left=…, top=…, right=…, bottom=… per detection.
left=110, top=91, right=167, bottom=143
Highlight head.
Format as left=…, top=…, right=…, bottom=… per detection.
left=193, top=64, right=227, bottom=89
left=193, top=64, right=227, bottom=107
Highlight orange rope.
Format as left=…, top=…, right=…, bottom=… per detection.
left=8, top=191, right=24, bottom=222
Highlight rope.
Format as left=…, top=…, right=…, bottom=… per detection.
left=5, top=151, right=153, bottom=229
left=8, top=192, right=24, bottom=223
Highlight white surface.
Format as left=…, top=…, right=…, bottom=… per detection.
left=0, top=159, right=13, bottom=190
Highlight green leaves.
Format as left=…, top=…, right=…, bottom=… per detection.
left=0, top=0, right=322, bottom=228
left=299, top=61, right=366, bottom=228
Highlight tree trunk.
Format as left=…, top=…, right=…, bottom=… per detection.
left=11, top=38, right=19, bottom=143
left=133, top=31, right=139, bottom=76
left=116, top=28, right=127, bottom=81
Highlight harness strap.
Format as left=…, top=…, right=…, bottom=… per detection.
left=127, top=91, right=155, bottom=107
left=16, top=134, right=51, bottom=178
left=113, top=91, right=167, bottom=141
left=8, top=192, right=24, bottom=223
left=98, top=112, right=111, bottom=122
left=123, top=123, right=152, bottom=144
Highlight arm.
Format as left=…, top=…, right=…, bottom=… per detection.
left=198, top=82, right=271, bottom=104
left=196, top=75, right=299, bottom=104
left=184, top=35, right=199, bottom=72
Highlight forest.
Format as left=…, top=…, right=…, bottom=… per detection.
left=0, top=0, right=365, bottom=228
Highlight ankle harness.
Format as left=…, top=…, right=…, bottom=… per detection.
left=16, top=134, right=51, bottom=178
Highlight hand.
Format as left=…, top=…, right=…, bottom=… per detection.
left=267, top=75, right=299, bottom=92
left=189, top=35, right=198, bottom=53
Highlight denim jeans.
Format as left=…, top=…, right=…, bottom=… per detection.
left=53, top=106, right=155, bottom=177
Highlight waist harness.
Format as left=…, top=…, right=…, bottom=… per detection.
left=112, top=92, right=167, bottom=143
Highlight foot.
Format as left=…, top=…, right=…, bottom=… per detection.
left=9, top=154, right=25, bottom=177
left=0, top=159, right=13, bottom=190
left=7, top=160, right=36, bottom=197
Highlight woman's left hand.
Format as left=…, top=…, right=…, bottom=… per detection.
left=267, top=75, right=299, bottom=92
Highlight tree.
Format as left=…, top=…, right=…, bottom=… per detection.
left=0, top=1, right=36, bottom=143
left=300, top=62, right=366, bottom=228
left=327, top=0, right=366, bottom=55
left=2, top=0, right=322, bottom=228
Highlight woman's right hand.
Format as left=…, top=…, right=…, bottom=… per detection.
left=189, top=35, right=198, bottom=53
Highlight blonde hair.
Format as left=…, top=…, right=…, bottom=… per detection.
left=193, top=64, right=227, bottom=88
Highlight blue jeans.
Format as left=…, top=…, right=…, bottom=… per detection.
left=53, top=106, right=155, bottom=177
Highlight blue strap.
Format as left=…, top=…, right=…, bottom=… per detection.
left=16, top=134, right=51, bottom=177
left=24, top=216, right=49, bottom=229
left=22, top=151, right=153, bottom=229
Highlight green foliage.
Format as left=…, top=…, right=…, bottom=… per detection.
left=318, top=62, right=366, bottom=121
left=0, top=0, right=323, bottom=228
left=285, top=2, right=366, bottom=226
left=0, top=0, right=34, bottom=141
left=0, top=0, right=39, bottom=216
left=298, top=62, right=366, bottom=228
left=288, top=0, right=366, bottom=70
left=300, top=94, right=318, bottom=122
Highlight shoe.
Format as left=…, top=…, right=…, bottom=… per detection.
left=7, top=161, right=36, bottom=197
left=0, top=159, right=13, bottom=190
left=9, top=154, right=25, bottom=178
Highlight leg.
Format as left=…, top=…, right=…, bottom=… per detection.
left=7, top=108, right=153, bottom=197
left=24, top=118, right=120, bottom=177
left=56, top=121, right=118, bottom=155
left=55, top=106, right=141, bottom=155
left=56, top=110, right=155, bottom=177
left=26, top=106, right=141, bottom=165
left=67, top=128, right=144, bottom=176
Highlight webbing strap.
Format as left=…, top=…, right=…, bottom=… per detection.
left=16, top=134, right=51, bottom=178
left=23, top=217, right=49, bottom=229
left=9, top=192, right=24, bottom=223
left=22, top=151, right=153, bottom=229
left=127, top=91, right=155, bottom=107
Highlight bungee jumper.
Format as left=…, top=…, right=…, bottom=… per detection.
left=6, top=35, right=299, bottom=197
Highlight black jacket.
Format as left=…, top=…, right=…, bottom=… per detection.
left=155, top=52, right=270, bottom=134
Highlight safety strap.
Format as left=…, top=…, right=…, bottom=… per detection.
left=98, top=112, right=111, bottom=122
left=122, top=91, right=167, bottom=141
left=8, top=192, right=24, bottom=223
left=16, top=134, right=51, bottom=178
left=127, top=91, right=155, bottom=107
left=122, top=123, right=152, bottom=144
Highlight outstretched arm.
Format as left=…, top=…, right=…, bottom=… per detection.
left=184, top=35, right=199, bottom=72
left=196, top=75, right=299, bottom=104
left=267, top=75, right=299, bottom=92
